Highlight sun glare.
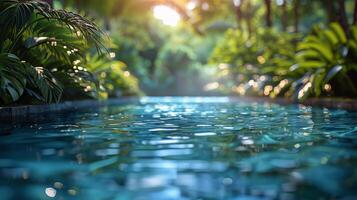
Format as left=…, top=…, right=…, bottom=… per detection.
left=153, top=5, right=181, bottom=27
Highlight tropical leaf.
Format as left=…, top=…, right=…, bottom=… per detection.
left=0, top=0, right=109, bottom=105
left=296, top=50, right=322, bottom=61
left=25, top=66, right=63, bottom=103
left=322, top=30, right=339, bottom=47
left=312, top=69, right=326, bottom=96
left=0, top=0, right=37, bottom=42
left=324, top=65, right=344, bottom=83
left=286, top=24, right=357, bottom=100
left=298, top=60, right=326, bottom=68
left=34, top=4, right=106, bottom=53
left=0, top=53, right=27, bottom=104
left=298, top=42, right=333, bottom=62
left=330, top=23, right=347, bottom=44
left=351, top=26, right=357, bottom=42
left=1, top=0, right=106, bottom=53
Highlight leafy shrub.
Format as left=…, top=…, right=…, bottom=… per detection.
left=0, top=53, right=62, bottom=104
left=109, top=34, right=152, bottom=93
left=0, top=0, right=143, bottom=106
left=288, top=23, right=357, bottom=101
left=210, top=28, right=298, bottom=96
left=85, top=54, right=142, bottom=98
left=210, top=23, right=357, bottom=101
left=0, top=0, right=104, bottom=105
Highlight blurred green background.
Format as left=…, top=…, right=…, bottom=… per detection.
left=1, top=0, right=357, bottom=105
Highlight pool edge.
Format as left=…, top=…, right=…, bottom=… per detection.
left=1, top=97, right=357, bottom=123
left=0, top=98, right=140, bottom=123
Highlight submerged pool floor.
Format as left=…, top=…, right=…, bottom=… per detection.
left=0, top=97, right=356, bottom=200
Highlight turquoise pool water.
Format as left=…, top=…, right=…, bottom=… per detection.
left=0, top=97, right=356, bottom=200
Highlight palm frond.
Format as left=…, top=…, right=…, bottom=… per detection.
left=0, top=0, right=109, bottom=105
left=0, top=0, right=106, bottom=53
left=24, top=65, right=63, bottom=103
left=38, top=8, right=107, bottom=53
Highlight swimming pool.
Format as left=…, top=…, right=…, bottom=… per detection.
left=0, top=97, right=356, bottom=200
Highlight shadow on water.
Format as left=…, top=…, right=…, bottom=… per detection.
left=0, top=97, right=357, bottom=200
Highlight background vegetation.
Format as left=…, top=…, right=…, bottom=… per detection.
left=1, top=0, right=357, bottom=105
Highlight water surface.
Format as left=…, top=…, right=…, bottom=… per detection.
left=0, top=97, right=357, bottom=200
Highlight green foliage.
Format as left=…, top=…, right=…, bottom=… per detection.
left=153, top=40, right=220, bottom=96
left=154, top=43, right=197, bottom=95
left=0, top=0, right=142, bottom=106
left=290, top=23, right=357, bottom=101
left=108, top=27, right=156, bottom=93
left=210, top=23, right=357, bottom=101
left=0, top=52, right=63, bottom=104
left=2, top=0, right=355, bottom=103
left=85, top=54, right=142, bottom=98
left=0, top=0, right=103, bottom=105
left=210, top=28, right=297, bottom=96
left=114, top=39, right=150, bottom=80
left=0, top=53, right=28, bottom=104
left=211, top=28, right=297, bottom=75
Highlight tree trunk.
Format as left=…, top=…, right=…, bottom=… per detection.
left=337, top=0, right=349, bottom=35
left=246, top=0, right=253, bottom=38
left=234, top=0, right=244, bottom=28
left=281, top=0, right=287, bottom=31
left=327, top=0, right=336, bottom=22
left=353, top=0, right=357, bottom=25
left=264, top=0, right=273, bottom=27
left=104, top=18, right=111, bottom=32
left=293, top=0, right=300, bottom=33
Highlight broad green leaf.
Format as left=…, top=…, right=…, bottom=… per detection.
left=298, top=42, right=333, bottom=62
left=25, top=66, right=63, bottom=103
left=330, top=23, right=347, bottom=44
left=5, top=80, right=20, bottom=101
left=0, top=53, right=27, bottom=103
left=313, top=69, right=325, bottom=96
left=350, top=26, right=357, bottom=42
left=323, top=30, right=339, bottom=47
left=324, top=65, right=344, bottom=83
left=348, top=40, right=357, bottom=54
left=304, top=35, right=320, bottom=43
left=298, top=60, right=326, bottom=68
left=296, top=50, right=322, bottom=61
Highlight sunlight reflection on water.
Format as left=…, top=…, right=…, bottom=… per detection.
left=0, top=97, right=357, bottom=199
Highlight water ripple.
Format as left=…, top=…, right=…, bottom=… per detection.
left=0, top=97, right=357, bottom=199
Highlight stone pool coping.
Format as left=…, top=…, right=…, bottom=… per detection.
left=1, top=97, right=357, bottom=123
